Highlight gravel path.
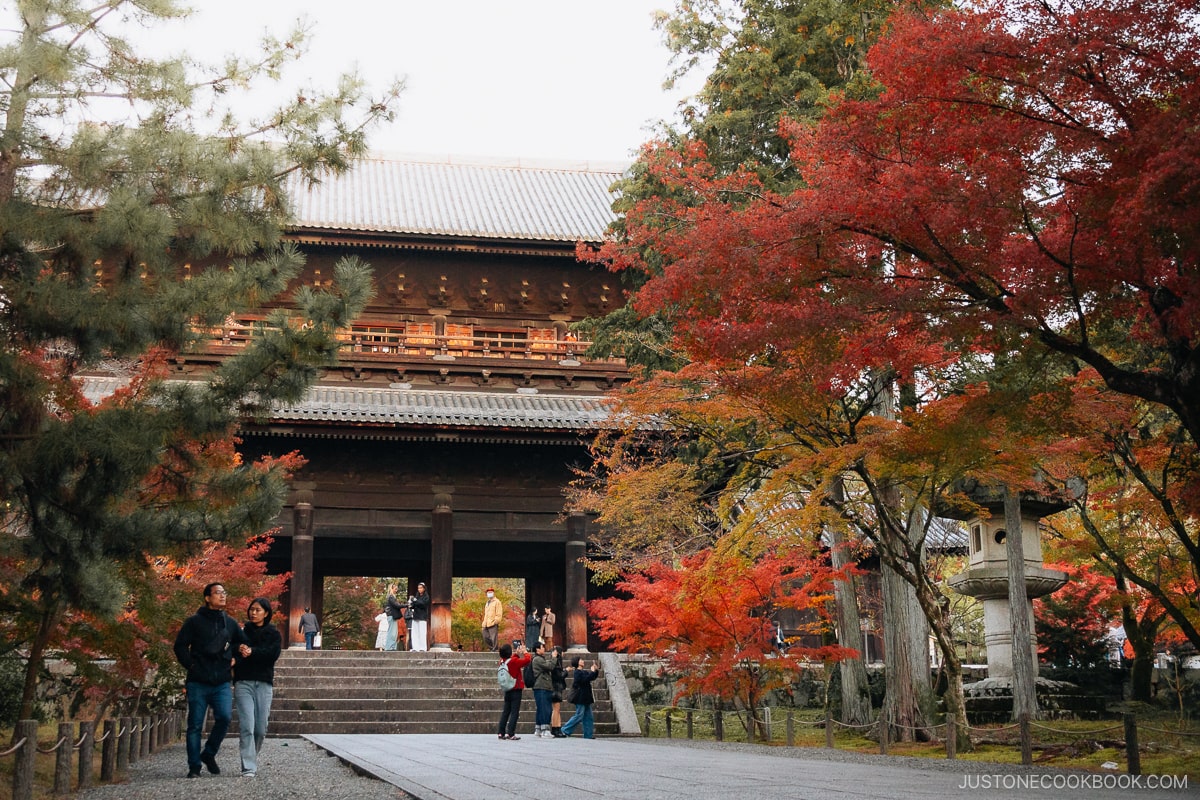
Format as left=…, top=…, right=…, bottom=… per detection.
left=75, top=739, right=407, bottom=800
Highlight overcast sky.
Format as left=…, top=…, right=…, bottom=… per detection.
left=163, top=0, right=696, bottom=166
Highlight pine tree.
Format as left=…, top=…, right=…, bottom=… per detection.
left=0, top=0, right=401, bottom=722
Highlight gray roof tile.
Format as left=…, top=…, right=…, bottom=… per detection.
left=78, top=377, right=615, bottom=431
left=288, top=156, right=625, bottom=243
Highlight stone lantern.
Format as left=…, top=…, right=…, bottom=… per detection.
left=945, top=485, right=1068, bottom=679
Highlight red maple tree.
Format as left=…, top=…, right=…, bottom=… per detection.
left=591, top=0, right=1200, bottom=672
left=589, top=538, right=853, bottom=740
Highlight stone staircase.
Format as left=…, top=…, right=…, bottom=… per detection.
left=262, top=649, right=621, bottom=736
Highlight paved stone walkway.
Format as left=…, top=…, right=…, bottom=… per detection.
left=306, top=734, right=1194, bottom=800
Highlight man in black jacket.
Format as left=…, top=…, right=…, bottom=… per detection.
left=173, top=582, right=244, bottom=778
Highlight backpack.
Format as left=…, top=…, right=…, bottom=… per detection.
left=497, top=660, right=517, bottom=692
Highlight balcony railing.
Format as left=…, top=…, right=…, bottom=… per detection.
left=198, top=316, right=622, bottom=366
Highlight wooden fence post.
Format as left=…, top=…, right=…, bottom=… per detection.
left=116, top=716, right=130, bottom=773
left=786, top=711, right=795, bottom=747
left=1018, top=712, right=1032, bottom=766
left=714, top=710, right=724, bottom=742
left=1124, top=713, right=1141, bottom=776
left=665, top=709, right=673, bottom=739
left=825, top=707, right=834, bottom=749
left=140, top=716, right=150, bottom=758
left=148, top=715, right=157, bottom=754
left=77, top=720, right=94, bottom=791
left=686, top=710, right=694, bottom=740
left=101, top=720, right=116, bottom=783
left=54, top=721, right=73, bottom=796
left=127, top=717, right=139, bottom=765
left=12, top=719, right=37, bottom=800
left=643, top=711, right=651, bottom=737
left=945, top=714, right=957, bottom=760
left=878, top=710, right=888, bottom=755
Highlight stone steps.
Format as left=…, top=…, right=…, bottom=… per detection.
left=246, top=649, right=618, bottom=736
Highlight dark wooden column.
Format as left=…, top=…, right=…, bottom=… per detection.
left=289, top=502, right=314, bottom=649
left=565, top=512, right=589, bottom=653
left=430, top=492, right=454, bottom=651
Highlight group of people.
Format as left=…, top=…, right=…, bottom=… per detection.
left=497, top=638, right=600, bottom=740
left=172, top=582, right=283, bottom=780
left=173, top=580, right=596, bottom=782
left=374, top=581, right=431, bottom=651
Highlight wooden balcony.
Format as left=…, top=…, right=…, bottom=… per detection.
left=198, top=316, right=624, bottom=371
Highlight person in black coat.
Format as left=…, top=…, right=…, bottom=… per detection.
left=409, top=582, right=431, bottom=651
left=233, top=597, right=282, bottom=777
left=173, top=582, right=245, bottom=778
left=560, top=657, right=601, bottom=739
left=525, top=608, right=541, bottom=647
left=385, top=584, right=406, bottom=650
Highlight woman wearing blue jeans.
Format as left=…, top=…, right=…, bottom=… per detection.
left=233, top=597, right=282, bottom=778
left=561, top=658, right=601, bottom=739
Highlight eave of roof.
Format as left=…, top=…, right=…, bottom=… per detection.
left=77, top=376, right=618, bottom=433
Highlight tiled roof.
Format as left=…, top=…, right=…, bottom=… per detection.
left=77, top=377, right=616, bottom=431
left=271, top=385, right=615, bottom=429
left=287, top=155, right=625, bottom=243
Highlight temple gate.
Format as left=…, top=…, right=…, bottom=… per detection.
left=191, top=156, right=629, bottom=649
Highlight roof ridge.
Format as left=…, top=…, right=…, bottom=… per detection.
left=356, top=151, right=629, bottom=175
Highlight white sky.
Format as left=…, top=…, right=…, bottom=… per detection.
left=164, top=0, right=696, bottom=165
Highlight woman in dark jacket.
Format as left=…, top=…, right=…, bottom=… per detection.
left=524, top=608, right=541, bottom=646
left=233, top=597, right=282, bottom=778
left=549, top=646, right=568, bottom=737
left=560, top=657, right=600, bottom=739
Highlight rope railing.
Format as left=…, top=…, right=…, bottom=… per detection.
left=3, top=710, right=185, bottom=800
left=1141, top=725, right=1200, bottom=738
left=635, top=703, right=1196, bottom=777
left=0, top=737, right=28, bottom=757
left=1029, top=720, right=1124, bottom=735
left=35, top=735, right=68, bottom=754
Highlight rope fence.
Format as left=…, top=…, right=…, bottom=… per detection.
left=1, top=710, right=184, bottom=800
left=637, top=704, right=1197, bottom=775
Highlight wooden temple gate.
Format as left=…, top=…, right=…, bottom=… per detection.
left=212, top=156, right=629, bottom=650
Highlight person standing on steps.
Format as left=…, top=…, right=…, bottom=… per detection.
left=233, top=597, right=282, bottom=778
left=409, top=582, right=430, bottom=651
left=481, top=587, right=503, bottom=651
left=497, top=641, right=531, bottom=740
left=549, top=645, right=567, bottom=737
left=373, top=607, right=389, bottom=650
left=539, top=605, right=556, bottom=650
left=385, top=583, right=405, bottom=651
left=173, top=582, right=245, bottom=779
left=297, top=606, right=320, bottom=650
left=525, top=607, right=541, bottom=647
left=530, top=640, right=556, bottom=738
left=560, top=657, right=601, bottom=739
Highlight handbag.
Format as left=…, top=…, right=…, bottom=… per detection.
left=312, top=633, right=322, bottom=648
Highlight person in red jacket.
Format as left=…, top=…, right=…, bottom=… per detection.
left=497, top=641, right=531, bottom=740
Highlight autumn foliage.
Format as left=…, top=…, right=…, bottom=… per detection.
left=587, top=0, right=1200, bottom=684
left=589, top=538, right=853, bottom=736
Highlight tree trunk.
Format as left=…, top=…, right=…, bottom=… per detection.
left=16, top=598, right=64, bottom=737
left=881, top=560, right=933, bottom=741
left=827, top=518, right=872, bottom=726
left=1003, top=488, right=1038, bottom=722
left=1117, top=575, right=1162, bottom=703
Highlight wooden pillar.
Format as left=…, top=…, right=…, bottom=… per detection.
left=430, top=492, right=454, bottom=651
left=290, top=502, right=315, bottom=649
left=565, top=513, right=589, bottom=652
